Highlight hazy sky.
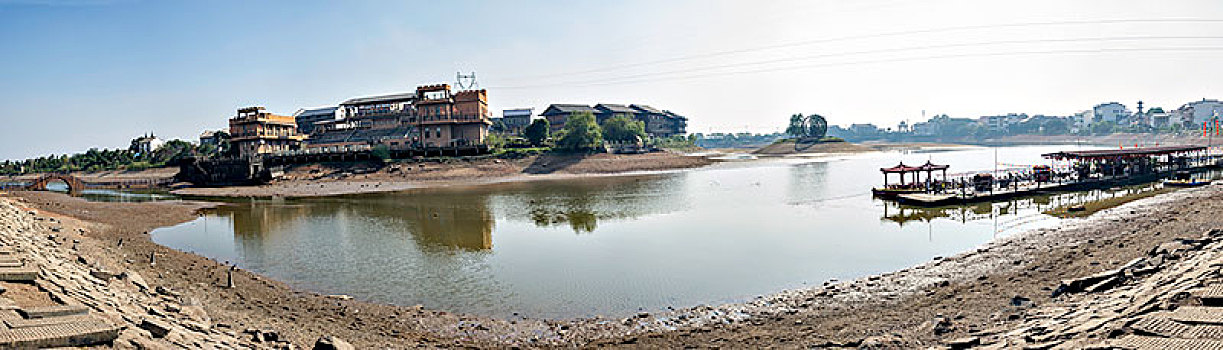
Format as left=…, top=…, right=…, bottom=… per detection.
left=3, top=0, right=1223, bottom=160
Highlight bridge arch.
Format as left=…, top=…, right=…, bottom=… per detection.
left=27, top=174, right=86, bottom=193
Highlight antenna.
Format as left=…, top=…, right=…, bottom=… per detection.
left=456, top=71, right=479, bottom=90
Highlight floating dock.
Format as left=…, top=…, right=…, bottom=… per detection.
left=885, top=145, right=1217, bottom=207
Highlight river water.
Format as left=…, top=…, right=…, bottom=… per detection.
left=149, top=145, right=1178, bottom=319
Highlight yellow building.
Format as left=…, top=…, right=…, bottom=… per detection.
left=229, top=106, right=306, bottom=156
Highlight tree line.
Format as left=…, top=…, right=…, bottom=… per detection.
left=0, top=134, right=230, bottom=175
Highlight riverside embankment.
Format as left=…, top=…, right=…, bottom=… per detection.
left=172, top=151, right=718, bottom=198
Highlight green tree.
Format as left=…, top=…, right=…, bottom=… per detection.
left=524, top=119, right=550, bottom=146
left=785, top=114, right=806, bottom=137
left=371, top=145, right=391, bottom=163
left=557, top=111, right=603, bottom=151
left=600, top=115, right=646, bottom=143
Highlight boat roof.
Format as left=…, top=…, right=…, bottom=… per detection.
left=1042, top=145, right=1205, bottom=160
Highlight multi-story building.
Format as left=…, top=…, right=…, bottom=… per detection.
left=1146, top=107, right=1172, bottom=129
left=416, top=85, right=491, bottom=147
left=307, top=84, right=491, bottom=150
left=1175, top=98, right=1223, bottom=128
left=228, top=107, right=306, bottom=156
left=540, top=104, right=598, bottom=134
left=539, top=103, right=688, bottom=137
left=1092, top=102, right=1131, bottom=124
left=292, top=106, right=338, bottom=135
left=495, top=108, right=534, bottom=134
left=198, top=130, right=226, bottom=146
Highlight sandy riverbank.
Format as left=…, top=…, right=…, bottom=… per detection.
left=172, top=151, right=717, bottom=198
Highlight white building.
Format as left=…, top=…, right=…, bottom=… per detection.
left=1071, top=110, right=1093, bottom=130
left=130, top=133, right=165, bottom=155
left=1175, top=98, right=1223, bottom=127
left=1092, top=102, right=1130, bottom=124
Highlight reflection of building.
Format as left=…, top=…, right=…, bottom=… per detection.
left=228, top=107, right=305, bottom=156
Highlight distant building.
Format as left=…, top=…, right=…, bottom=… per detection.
left=979, top=113, right=1026, bottom=133
left=1175, top=98, right=1223, bottom=128
left=1092, top=102, right=1131, bottom=124
left=198, top=130, right=226, bottom=146
left=540, top=104, right=598, bottom=134
left=292, top=106, right=339, bottom=135
left=130, top=133, right=165, bottom=155
left=228, top=107, right=305, bottom=156
left=1146, top=107, right=1172, bottom=129
left=539, top=103, right=688, bottom=137
left=494, top=108, right=534, bottom=134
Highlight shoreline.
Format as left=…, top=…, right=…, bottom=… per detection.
left=4, top=145, right=1219, bottom=347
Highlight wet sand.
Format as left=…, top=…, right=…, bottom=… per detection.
left=173, top=152, right=717, bottom=198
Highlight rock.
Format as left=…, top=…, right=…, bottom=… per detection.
left=313, top=335, right=355, bottom=350
left=122, top=270, right=150, bottom=291
left=90, top=269, right=116, bottom=281
left=1010, top=295, right=1033, bottom=307
left=139, top=318, right=173, bottom=338
left=932, top=316, right=954, bottom=335
left=155, top=286, right=181, bottom=298
left=945, top=336, right=980, bottom=349
left=326, top=294, right=353, bottom=301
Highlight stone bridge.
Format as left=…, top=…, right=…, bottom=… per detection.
left=2, top=173, right=174, bottom=194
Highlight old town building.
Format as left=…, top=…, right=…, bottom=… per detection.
left=540, top=103, right=688, bottom=137
left=228, top=107, right=306, bottom=156
left=304, top=84, right=491, bottom=150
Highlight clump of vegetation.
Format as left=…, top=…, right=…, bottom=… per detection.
left=524, top=119, right=550, bottom=147
left=556, top=111, right=603, bottom=152
left=601, top=115, right=646, bottom=143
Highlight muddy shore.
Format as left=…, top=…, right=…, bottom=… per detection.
left=172, top=152, right=717, bottom=198
left=4, top=162, right=1222, bottom=348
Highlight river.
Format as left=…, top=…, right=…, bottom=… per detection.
left=148, top=145, right=1181, bottom=319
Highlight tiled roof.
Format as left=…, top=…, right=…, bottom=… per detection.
left=340, top=93, right=415, bottom=106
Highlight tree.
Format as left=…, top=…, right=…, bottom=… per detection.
left=601, top=115, right=646, bottom=143
left=785, top=114, right=806, bottom=137
left=557, top=111, right=603, bottom=151
left=371, top=145, right=391, bottom=163
left=524, top=119, right=550, bottom=146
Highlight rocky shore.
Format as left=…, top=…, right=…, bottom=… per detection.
left=4, top=182, right=1223, bottom=348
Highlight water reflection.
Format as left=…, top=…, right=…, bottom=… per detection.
left=153, top=145, right=1207, bottom=318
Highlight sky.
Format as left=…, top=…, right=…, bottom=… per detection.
left=3, top=0, right=1223, bottom=160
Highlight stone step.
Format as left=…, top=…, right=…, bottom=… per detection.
left=1167, top=306, right=1223, bottom=325
left=1132, top=317, right=1223, bottom=339
left=0, top=319, right=121, bottom=348
left=1104, top=335, right=1223, bottom=349
left=1196, top=285, right=1223, bottom=303
left=5, top=315, right=92, bottom=329
left=0, top=266, right=38, bottom=282
left=0, top=262, right=24, bottom=268
left=17, top=305, right=89, bottom=319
